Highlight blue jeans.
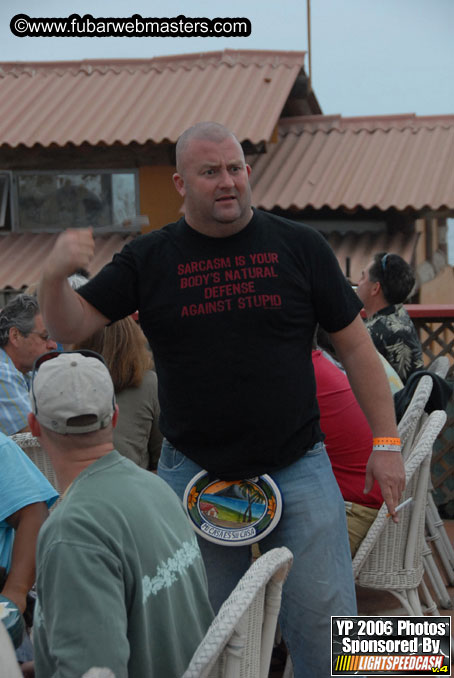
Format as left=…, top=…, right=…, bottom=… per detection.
left=158, top=440, right=357, bottom=678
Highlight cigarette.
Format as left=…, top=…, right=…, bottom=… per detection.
left=387, top=497, right=413, bottom=518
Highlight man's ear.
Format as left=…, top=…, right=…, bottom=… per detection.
left=28, top=412, right=41, bottom=437
left=370, top=280, right=382, bottom=297
left=8, top=326, right=21, bottom=347
left=172, top=172, right=186, bottom=198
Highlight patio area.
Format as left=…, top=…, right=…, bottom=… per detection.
left=356, top=519, right=454, bottom=617
left=269, top=520, right=454, bottom=677
left=357, top=518, right=454, bottom=678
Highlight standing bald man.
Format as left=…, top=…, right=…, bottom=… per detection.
left=39, top=122, right=404, bottom=678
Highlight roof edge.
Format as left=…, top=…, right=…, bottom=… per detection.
left=0, top=49, right=306, bottom=77
left=278, top=113, right=454, bottom=135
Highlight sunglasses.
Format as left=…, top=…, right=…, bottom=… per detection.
left=31, top=349, right=110, bottom=416
left=25, top=330, right=52, bottom=342
left=381, top=253, right=390, bottom=274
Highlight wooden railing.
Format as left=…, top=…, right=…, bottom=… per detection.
left=406, top=305, right=454, bottom=368
left=406, top=305, right=454, bottom=514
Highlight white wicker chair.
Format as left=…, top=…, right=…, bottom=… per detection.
left=396, top=367, right=454, bottom=608
left=396, top=374, right=453, bottom=608
left=182, top=547, right=293, bottom=678
left=353, top=409, right=447, bottom=616
left=425, top=491, right=454, bottom=589
left=425, top=356, right=454, bottom=590
left=428, top=355, right=450, bottom=378
left=10, top=432, right=59, bottom=492
left=397, top=374, right=433, bottom=459
left=0, top=621, right=22, bottom=678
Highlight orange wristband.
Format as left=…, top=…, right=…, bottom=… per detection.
left=372, top=437, right=401, bottom=447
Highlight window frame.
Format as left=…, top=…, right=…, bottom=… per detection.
left=0, top=171, right=15, bottom=229
left=10, top=168, right=140, bottom=233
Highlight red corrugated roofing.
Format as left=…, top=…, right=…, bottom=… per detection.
left=0, top=232, right=134, bottom=289
left=249, top=115, right=454, bottom=212
left=0, top=229, right=418, bottom=293
left=0, top=50, right=306, bottom=148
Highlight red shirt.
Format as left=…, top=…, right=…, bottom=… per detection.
left=312, top=350, right=383, bottom=509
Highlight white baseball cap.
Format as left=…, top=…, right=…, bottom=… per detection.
left=31, top=351, right=115, bottom=434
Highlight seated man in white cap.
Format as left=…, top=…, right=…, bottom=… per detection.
left=26, top=350, right=213, bottom=678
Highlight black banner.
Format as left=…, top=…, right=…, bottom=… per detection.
left=331, top=616, right=451, bottom=675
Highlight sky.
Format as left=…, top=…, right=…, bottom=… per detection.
left=0, top=0, right=453, bottom=118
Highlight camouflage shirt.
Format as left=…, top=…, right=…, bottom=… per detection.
left=365, top=304, right=424, bottom=383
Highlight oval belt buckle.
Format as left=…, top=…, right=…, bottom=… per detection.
left=183, top=471, right=283, bottom=546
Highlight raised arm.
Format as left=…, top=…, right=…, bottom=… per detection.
left=329, top=314, right=405, bottom=518
left=38, top=229, right=110, bottom=344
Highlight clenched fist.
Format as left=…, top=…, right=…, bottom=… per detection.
left=45, top=228, right=95, bottom=279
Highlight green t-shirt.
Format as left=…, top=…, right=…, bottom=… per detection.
left=33, top=451, right=213, bottom=678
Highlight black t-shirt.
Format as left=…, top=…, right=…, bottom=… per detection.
left=79, top=209, right=362, bottom=478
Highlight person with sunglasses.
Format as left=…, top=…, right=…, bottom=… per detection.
left=26, top=350, right=213, bottom=678
left=37, top=122, right=405, bottom=678
left=0, top=294, right=57, bottom=435
left=357, top=252, right=424, bottom=383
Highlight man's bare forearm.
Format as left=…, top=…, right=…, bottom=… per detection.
left=38, top=274, right=93, bottom=343
left=38, top=229, right=110, bottom=344
left=329, top=314, right=405, bottom=515
left=342, top=345, right=398, bottom=437
left=330, top=315, right=398, bottom=436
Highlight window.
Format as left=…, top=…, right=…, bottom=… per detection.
left=447, top=219, right=454, bottom=265
left=14, top=170, right=139, bottom=231
left=0, top=172, right=11, bottom=228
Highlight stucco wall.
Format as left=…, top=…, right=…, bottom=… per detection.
left=419, top=266, right=454, bottom=304
left=139, top=166, right=182, bottom=232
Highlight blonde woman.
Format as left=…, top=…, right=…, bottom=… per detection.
left=77, top=316, right=162, bottom=470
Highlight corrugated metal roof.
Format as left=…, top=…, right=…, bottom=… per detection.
left=249, top=115, right=454, bottom=212
left=0, top=229, right=418, bottom=292
left=0, top=50, right=306, bottom=148
left=0, top=232, right=134, bottom=289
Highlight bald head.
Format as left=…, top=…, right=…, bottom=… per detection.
left=175, top=122, right=239, bottom=174
left=172, top=122, right=252, bottom=237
